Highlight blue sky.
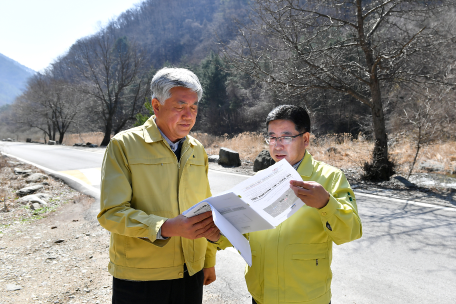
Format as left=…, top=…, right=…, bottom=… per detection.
left=0, top=0, right=143, bottom=72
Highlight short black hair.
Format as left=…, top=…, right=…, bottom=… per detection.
left=266, top=105, right=311, bottom=133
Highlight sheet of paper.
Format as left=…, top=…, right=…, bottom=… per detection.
left=183, top=193, right=273, bottom=234
left=182, top=198, right=253, bottom=266
left=203, top=192, right=273, bottom=234
left=211, top=206, right=252, bottom=266
left=230, top=159, right=305, bottom=227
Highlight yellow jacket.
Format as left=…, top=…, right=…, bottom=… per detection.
left=98, top=116, right=216, bottom=281
left=216, top=152, right=362, bottom=304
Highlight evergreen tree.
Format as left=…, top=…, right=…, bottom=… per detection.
left=198, top=52, right=232, bottom=135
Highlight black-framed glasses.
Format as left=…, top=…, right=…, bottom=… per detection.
left=265, top=132, right=306, bottom=145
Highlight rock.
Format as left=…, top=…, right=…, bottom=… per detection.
left=18, top=194, right=48, bottom=206
left=452, top=166, right=456, bottom=175
left=26, top=138, right=32, bottom=142
left=6, top=284, right=22, bottom=291
left=218, top=147, right=241, bottom=167
left=73, top=143, right=83, bottom=146
left=25, top=173, right=49, bottom=183
left=30, top=203, right=42, bottom=210
left=54, top=239, right=65, bottom=244
left=48, top=140, right=56, bottom=145
left=325, top=147, right=339, bottom=154
left=16, top=184, right=44, bottom=197
left=208, top=155, right=219, bottom=163
left=85, top=142, right=98, bottom=148
left=253, top=150, right=275, bottom=172
left=419, top=160, right=445, bottom=172
left=393, top=176, right=416, bottom=188
left=8, top=161, right=22, bottom=166
left=6, top=138, right=13, bottom=142
left=14, top=168, right=32, bottom=175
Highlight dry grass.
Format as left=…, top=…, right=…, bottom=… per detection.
left=191, top=132, right=267, bottom=162
left=64, top=131, right=455, bottom=175
left=390, top=139, right=456, bottom=174
left=307, top=133, right=373, bottom=170
left=194, top=131, right=456, bottom=175
left=62, top=132, right=105, bottom=146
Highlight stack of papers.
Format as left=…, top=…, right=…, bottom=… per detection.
left=183, top=159, right=305, bottom=266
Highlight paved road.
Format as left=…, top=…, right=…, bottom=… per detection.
left=2, top=142, right=456, bottom=303
left=1, top=142, right=105, bottom=187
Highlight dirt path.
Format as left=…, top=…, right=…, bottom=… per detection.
left=0, top=193, right=114, bottom=304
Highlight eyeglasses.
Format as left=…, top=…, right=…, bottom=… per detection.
left=265, top=132, right=306, bottom=145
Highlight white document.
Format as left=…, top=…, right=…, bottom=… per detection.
left=182, top=159, right=305, bottom=266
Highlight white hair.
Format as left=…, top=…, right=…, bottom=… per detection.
left=150, top=67, right=203, bottom=104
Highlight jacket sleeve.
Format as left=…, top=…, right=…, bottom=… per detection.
left=204, top=242, right=217, bottom=268
left=97, top=138, right=170, bottom=247
left=213, top=235, right=232, bottom=250
left=318, top=171, right=363, bottom=245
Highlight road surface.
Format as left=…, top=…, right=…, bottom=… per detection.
left=2, top=142, right=455, bottom=303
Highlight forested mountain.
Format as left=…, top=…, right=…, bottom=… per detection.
left=111, top=0, right=249, bottom=68
left=0, top=53, right=35, bottom=106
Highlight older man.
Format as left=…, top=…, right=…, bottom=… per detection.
left=211, top=105, right=363, bottom=304
left=98, top=68, right=219, bottom=304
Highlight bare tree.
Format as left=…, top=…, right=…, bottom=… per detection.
left=222, top=0, right=455, bottom=180
left=390, top=79, right=456, bottom=178
left=14, top=73, right=84, bottom=143
left=67, top=26, right=148, bottom=146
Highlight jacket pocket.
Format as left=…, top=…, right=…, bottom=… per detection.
left=128, top=157, right=178, bottom=213
left=125, top=236, right=175, bottom=269
left=181, top=158, right=209, bottom=207
left=284, top=243, right=330, bottom=302
left=129, top=157, right=175, bottom=167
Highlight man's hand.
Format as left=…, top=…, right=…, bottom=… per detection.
left=203, top=267, right=216, bottom=285
left=205, top=227, right=221, bottom=243
left=161, top=211, right=217, bottom=239
left=290, top=180, right=330, bottom=209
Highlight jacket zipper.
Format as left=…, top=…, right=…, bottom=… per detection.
left=178, top=144, right=192, bottom=170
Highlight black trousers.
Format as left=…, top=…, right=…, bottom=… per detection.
left=112, top=266, right=204, bottom=304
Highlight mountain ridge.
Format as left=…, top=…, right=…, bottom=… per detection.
left=0, top=53, right=35, bottom=106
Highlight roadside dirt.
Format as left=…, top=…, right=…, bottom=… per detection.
left=0, top=154, right=112, bottom=304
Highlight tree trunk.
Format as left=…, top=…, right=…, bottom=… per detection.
left=58, top=132, right=65, bottom=144
left=356, top=1, right=394, bottom=181
left=408, top=125, right=422, bottom=179
left=364, top=80, right=395, bottom=181
left=101, top=117, right=113, bottom=146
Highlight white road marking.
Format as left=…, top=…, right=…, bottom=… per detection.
left=210, top=169, right=456, bottom=211
left=79, top=168, right=102, bottom=186
left=355, top=191, right=456, bottom=211
left=208, top=169, right=251, bottom=178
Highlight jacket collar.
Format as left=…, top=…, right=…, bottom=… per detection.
left=296, top=151, right=314, bottom=177
left=142, top=115, right=198, bottom=146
